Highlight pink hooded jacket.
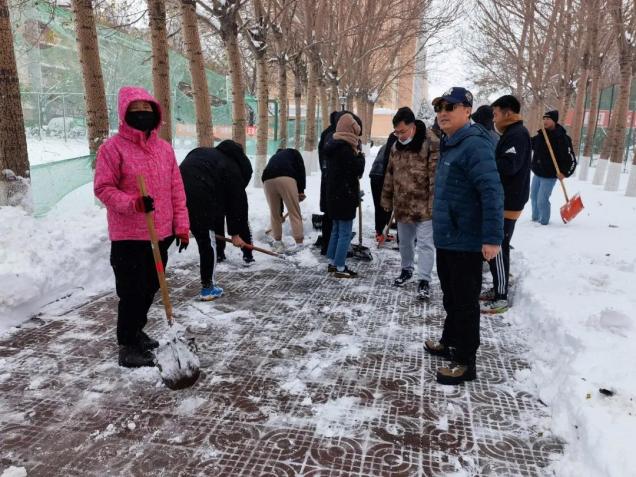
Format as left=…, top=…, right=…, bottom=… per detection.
left=94, top=86, right=189, bottom=241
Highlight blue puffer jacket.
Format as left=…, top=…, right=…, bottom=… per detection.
left=433, top=123, right=504, bottom=252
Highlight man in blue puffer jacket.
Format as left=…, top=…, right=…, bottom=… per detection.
left=423, top=87, right=504, bottom=385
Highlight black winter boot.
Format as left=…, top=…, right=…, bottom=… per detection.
left=436, top=360, right=477, bottom=385
left=393, top=269, right=413, bottom=286
left=136, top=330, right=159, bottom=350
left=119, top=345, right=155, bottom=368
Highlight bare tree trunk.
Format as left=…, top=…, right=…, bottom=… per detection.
left=0, top=0, right=30, bottom=205
left=254, top=52, right=269, bottom=188
left=72, top=0, right=109, bottom=155
left=148, top=0, right=172, bottom=143
left=304, top=58, right=318, bottom=171
left=581, top=59, right=602, bottom=180
left=626, top=124, right=636, bottom=195
left=605, top=61, right=632, bottom=191
left=278, top=58, right=288, bottom=148
left=570, top=70, right=589, bottom=155
left=346, top=93, right=354, bottom=111
left=330, top=76, right=339, bottom=112
left=180, top=0, right=213, bottom=147
left=224, top=26, right=246, bottom=148
left=294, top=73, right=302, bottom=149
left=366, top=100, right=375, bottom=145
left=319, top=82, right=329, bottom=133
left=592, top=94, right=617, bottom=185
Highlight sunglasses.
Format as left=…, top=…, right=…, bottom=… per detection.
left=434, top=102, right=461, bottom=113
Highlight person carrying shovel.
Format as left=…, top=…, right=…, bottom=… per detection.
left=179, top=140, right=252, bottom=301
left=94, top=86, right=190, bottom=369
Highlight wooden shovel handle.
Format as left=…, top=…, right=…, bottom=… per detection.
left=214, top=234, right=282, bottom=258
left=137, top=175, right=173, bottom=325
left=265, top=212, right=289, bottom=235
left=540, top=125, right=570, bottom=203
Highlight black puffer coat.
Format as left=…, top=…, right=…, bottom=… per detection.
left=262, top=148, right=306, bottom=193
left=531, top=124, right=577, bottom=178
left=324, top=139, right=365, bottom=220
left=179, top=142, right=252, bottom=234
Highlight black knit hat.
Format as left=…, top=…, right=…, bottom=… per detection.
left=543, top=110, right=559, bottom=123
left=471, top=105, right=494, bottom=130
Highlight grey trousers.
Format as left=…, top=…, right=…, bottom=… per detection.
left=397, top=220, right=435, bottom=281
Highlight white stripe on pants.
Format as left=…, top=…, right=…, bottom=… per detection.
left=397, top=220, right=435, bottom=281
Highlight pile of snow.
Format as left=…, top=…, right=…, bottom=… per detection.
left=508, top=173, right=636, bottom=477
left=0, top=466, right=27, bottom=477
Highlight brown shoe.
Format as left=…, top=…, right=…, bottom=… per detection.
left=436, top=363, right=477, bottom=385
left=424, top=340, right=452, bottom=360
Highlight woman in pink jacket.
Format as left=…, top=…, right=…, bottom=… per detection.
left=94, top=86, right=190, bottom=368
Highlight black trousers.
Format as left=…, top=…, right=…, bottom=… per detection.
left=437, top=248, right=483, bottom=364
left=320, top=212, right=333, bottom=255
left=214, top=217, right=253, bottom=260
left=488, top=218, right=517, bottom=300
left=192, top=228, right=217, bottom=287
left=370, top=175, right=391, bottom=235
left=110, top=239, right=171, bottom=347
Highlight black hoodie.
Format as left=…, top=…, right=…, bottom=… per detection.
left=531, top=124, right=577, bottom=178
left=179, top=142, right=251, bottom=234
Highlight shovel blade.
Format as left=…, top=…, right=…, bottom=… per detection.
left=560, top=193, right=584, bottom=224
left=155, top=337, right=200, bottom=390
left=351, top=244, right=373, bottom=261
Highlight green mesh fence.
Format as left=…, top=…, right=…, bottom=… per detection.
left=11, top=0, right=315, bottom=215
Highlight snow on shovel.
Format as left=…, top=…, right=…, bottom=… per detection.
left=137, top=175, right=200, bottom=390
left=540, top=126, right=584, bottom=223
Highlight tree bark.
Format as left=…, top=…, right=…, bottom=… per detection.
left=71, top=0, right=109, bottom=155
left=304, top=59, right=318, bottom=152
left=0, top=0, right=30, bottom=205
left=319, top=82, right=329, bottom=134
left=294, top=72, right=302, bottom=149
left=355, top=93, right=366, bottom=144
left=278, top=58, right=288, bottom=148
left=223, top=24, right=246, bottom=148
left=254, top=52, right=269, bottom=188
left=366, top=100, right=375, bottom=144
left=330, top=76, right=339, bottom=112
left=605, top=60, right=632, bottom=191
left=570, top=70, right=589, bottom=155
left=592, top=92, right=617, bottom=185
left=179, top=0, right=213, bottom=147
left=581, top=52, right=602, bottom=169
left=148, top=0, right=172, bottom=143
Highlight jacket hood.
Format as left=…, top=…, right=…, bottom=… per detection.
left=395, top=119, right=427, bottom=152
left=117, top=86, right=162, bottom=142
left=329, top=111, right=340, bottom=128
left=216, top=140, right=253, bottom=187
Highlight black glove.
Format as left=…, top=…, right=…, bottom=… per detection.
left=134, top=195, right=154, bottom=213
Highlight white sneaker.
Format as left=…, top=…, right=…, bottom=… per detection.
left=272, top=241, right=285, bottom=253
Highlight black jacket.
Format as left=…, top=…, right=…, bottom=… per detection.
left=324, top=139, right=366, bottom=220
left=179, top=145, right=251, bottom=235
left=531, top=124, right=577, bottom=178
left=495, top=120, right=531, bottom=212
left=369, top=133, right=397, bottom=178
left=261, top=148, right=306, bottom=193
left=318, top=110, right=362, bottom=213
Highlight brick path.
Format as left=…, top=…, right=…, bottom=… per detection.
left=0, top=245, right=563, bottom=476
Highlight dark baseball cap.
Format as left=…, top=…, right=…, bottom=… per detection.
left=432, top=87, right=474, bottom=107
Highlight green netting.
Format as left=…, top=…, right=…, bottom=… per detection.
left=10, top=1, right=317, bottom=214
left=30, top=155, right=94, bottom=216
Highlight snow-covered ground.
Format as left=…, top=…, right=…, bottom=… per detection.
left=1, top=148, right=635, bottom=476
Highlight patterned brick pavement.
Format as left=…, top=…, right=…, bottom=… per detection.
left=0, top=246, right=563, bottom=476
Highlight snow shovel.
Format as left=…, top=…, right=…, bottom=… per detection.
left=137, top=175, right=200, bottom=390
left=377, top=210, right=395, bottom=248
left=540, top=127, right=584, bottom=223
left=351, top=184, right=373, bottom=261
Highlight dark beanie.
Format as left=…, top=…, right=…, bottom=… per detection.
left=471, top=105, right=494, bottom=131
left=543, top=110, right=559, bottom=123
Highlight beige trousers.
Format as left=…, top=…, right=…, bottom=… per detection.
left=263, top=176, right=304, bottom=242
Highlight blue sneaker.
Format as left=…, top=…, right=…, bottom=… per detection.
left=200, top=286, right=223, bottom=301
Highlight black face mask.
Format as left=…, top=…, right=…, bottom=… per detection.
left=125, top=110, right=157, bottom=132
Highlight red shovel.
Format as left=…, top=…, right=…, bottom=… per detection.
left=540, top=126, right=584, bottom=223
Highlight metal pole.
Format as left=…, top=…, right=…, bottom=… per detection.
left=273, top=100, right=278, bottom=142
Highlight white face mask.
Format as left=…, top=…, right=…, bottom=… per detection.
left=398, top=136, right=413, bottom=145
